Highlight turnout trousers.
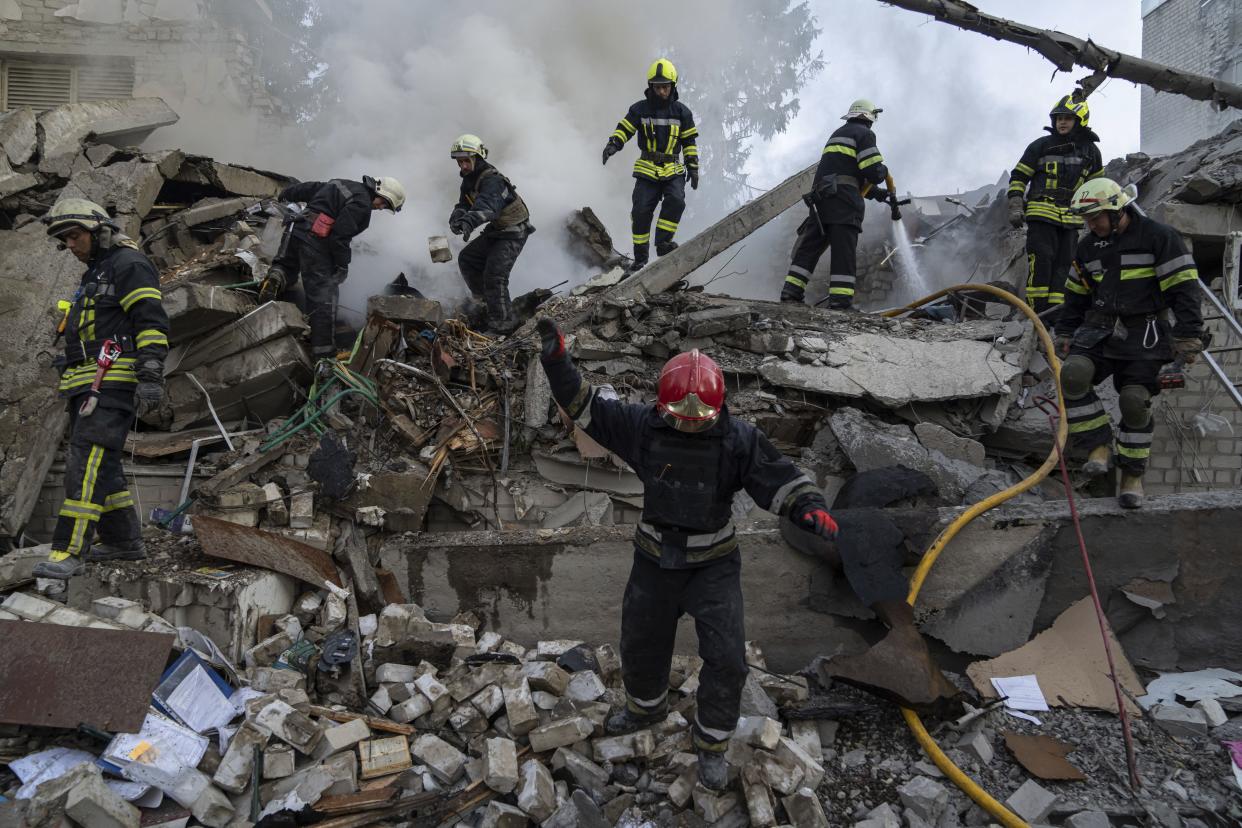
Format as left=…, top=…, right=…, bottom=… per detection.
left=1025, top=219, right=1077, bottom=315
left=274, top=236, right=339, bottom=358
left=458, top=232, right=528, bottom=328
left=1064, top=349, right=1162, bottom=476
left=782, top=215, right=860, bottom=307
left=619, top=550, right=747, bottom=754
left=50, top=400, right=140, bottom=560
left=631, top=176, right=686, bottom=266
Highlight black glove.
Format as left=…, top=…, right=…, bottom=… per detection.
left=332, top=266, right=348, bottom=285
left=452, top=211, right=487, bottom=238
left=1054, top=334, right=1073, bottom=358
left=866, top=186, right=890, bottom=203
left=1008, top=195, right=1026, bottom=229
left=687, top=167, right=699, bottom=190
left=258, top=266, right=286, bottom=302
left=602, top=142, right=620, bottom=166
left=134, top=358, right=165, bottom=418
left=536, top=317, right=566, bottom=362
left=448, top=207, right=467, bottom=236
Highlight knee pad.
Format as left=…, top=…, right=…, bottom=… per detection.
left=1118, top=384, right=1153, bottom=429
left=1060, top=356, right=1096, bottom=399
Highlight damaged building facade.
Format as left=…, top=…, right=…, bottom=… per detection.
left=2, top=37, right=1242, bottom=827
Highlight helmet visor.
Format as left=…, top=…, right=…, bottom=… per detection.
left=662, top=391, right=719, bottom=422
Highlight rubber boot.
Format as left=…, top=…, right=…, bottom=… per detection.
left=605, top=706, right=667, bottom=736
left=484, top=282, right=519, bottom=336
left=696, top=748, right=728, bottom=791
left=779, top=284, right=805, bottom=304
left=1082, top=444, right=1111, bottom=476
left=1119, top=473, right=1144, bottom=509
left=32, top=555, right=84, bottom=580
left=818, top=599, right=959, bottom=715
left=827, top=298, right=855, bottom=311
left=85, top=540, right=147, bottom=562
left=656, top=240, right=679, bottom=257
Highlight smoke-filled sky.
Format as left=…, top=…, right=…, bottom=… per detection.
left=192, top=0, right=1146, bottom=308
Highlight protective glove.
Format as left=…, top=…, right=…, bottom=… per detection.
left=452, top=211, right=487, bottom=238
left=135, top=380, right=164, bottom=418
left=792, top=498, right=839, bottom=540
left=687, top=167, right=699, bottom=190
left=1173, top=336, right=1205, bottom=366
left=536, top=317, right=566, bottom=362
left=258, top=266, right=286, bottom=302
left=602, top=142, right=620, bottom=166
left=1007, top=195, right=1026, bottom=229
left=1054, top=334, right=1073, bottom=358
left=866, top=186, right=890, bottom=203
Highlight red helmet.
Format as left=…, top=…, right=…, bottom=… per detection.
left=657, top=349, right=725, bottom=432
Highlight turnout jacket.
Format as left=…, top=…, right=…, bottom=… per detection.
left=1008, top=128, right=1103, bottom=227
left=453, top=160, right=531, bottom=237
left=608, top=88, right=699, bottom=182
left=542, top=351, right=821, bottom=568
left=58, top=241, right=169, bottom=398
left=810, top=119, right=889, bottom=228
left=280, top=179, right=374, bottom=269
left=1057, top=210, right=1204, bottom=345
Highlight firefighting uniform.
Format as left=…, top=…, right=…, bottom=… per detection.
left=539, top=348, right=825, bottom=754
left=1056, top=210, right=1203, bottom=475
left=452, top=160, right=533, bottom=326
left=782, top=119, right=889, bottom=307
left=272, top=179, right=375, bottom=357
left=607, top=89, right=699, bottom=265
left=1009, top=130, right=1102, bottom=313
left=51, top=242, right=169, bottom=558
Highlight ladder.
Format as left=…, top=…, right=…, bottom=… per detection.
left=1195, top=231, right=1242, bottom=411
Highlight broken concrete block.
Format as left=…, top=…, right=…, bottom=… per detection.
left=565, top=669, right=607, bottom=702
left=524, top=659, right=572, bottom=693
left=263, top=743, right=295, bottom=779
left=428, top=235, right=452, bottom=263
left=471, top=684, right=505, bottom=718
left=776, top=736, right=825, bottom=789
left=693, top=784, right=740, bottom=822
left=213, top=722, right=269, bottom=793
left=313, top=718, right=370, bottom=759
left=682, top=305, right=752, bottom=337
left=1150, top=703, right=1209, bottom=738
left=1194, top=698, right=1228, bottom=728
left=63, top=158, right=164, bottom=219
left=375, top=662, right=417, bottom=684
left=161, top=281, right=256, bottom=345
left=366, top=294, right=444, bottom=326
left=899, top=775, right=950, bottom=823
left=250, top=699, right=323, bottom=755
left=516, top=758, right=556, bottom=821
left=480, top=800, right=527, bottom=828
left=594, top=643, right=621, bottom=685
left=244, top=630, right=294, bottom=669
left=482, top=737, right=519, bottom=793
left=387, top=681, right=413, bottom=703
left=753, top=749, right=804, bottom=795
left=375, top=602, right=425, bottom=643
left=90, top=596, right=148, bottom=629
left=170, top=301, right=308, bottom=374
left=64, top=764, right=140, bottom=828
left=528, top=715, right=595, bottom=753
left=741, top=765, right=778, bottom=828
left=856, top=802, right=901, bottom=828
left=449, top=701, right=487, bottom=734
left=262, top=482, right=289, bottom=526
left=38, top=98, right=178, bottom=170
left=2, top=591, right=59, bottom=621
left=189, top=782, right=234, bottom=828
left=592, top=730, right=654, bottom=762
left=289, top=490, right=314, bottom=530
left=260, top=751, right=356, bottom=813
left=0, top=106, right=37, bottom=166
left=388, top=694, right=432, bottom=724
left=735, top=715, right=782, bottom=750
left=502, top=676, right=541, bottom=736
left=1064, top=811, right=1110, bottom=828
left=1005, top=778, right=1058, bottom=823
left=789, top=719, right=823, bottom=760
left=250, top=667, right=306, bottom=693
left=410, top=734, right=467, bottom=784
left=957, top=730, right=994, bottom=764
left=551, top=747, right=610, bottom=798
left=544, top=788, right=609, bottom=828
left=782, top=786, right=830, bottom=828
left=172, top=157, right=284, bottom=198
left=414, top=673, right=451, bottom=712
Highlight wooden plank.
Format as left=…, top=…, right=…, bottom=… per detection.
left=307, top=705, right=414, bottom=735
left=195, top=515, right=341, bottom=587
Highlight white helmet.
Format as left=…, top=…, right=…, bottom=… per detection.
left=372, top=176, right=406, bottom=212
left=842, top=98, right=882, bottom=124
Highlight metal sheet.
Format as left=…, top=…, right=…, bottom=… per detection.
left=0, top=620, right=174, bottom=732
left=195, top=514, right=342, bottom=586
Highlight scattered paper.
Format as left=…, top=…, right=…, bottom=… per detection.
left=991, top=675, right=1049, bottom=711
left=1006, top=710, right=1043, bottom=725
left=163, top=664, right=236, bottom=733
left=105, top=711, right=209, bottom=794
left=11, top=748, right=96, bottom=799
left=1138, top=669, right=1242, bottom=709
left=229, top=687, right=265, bottom=716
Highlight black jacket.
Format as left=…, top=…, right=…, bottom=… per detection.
left=541, top=350, right=821, bottom=568
left=608, top=89, right=699, bottom=182
left=810, top=119, right=889, bottom=228
left=453, top=160, right=531, bottom=237
left=280, top=179, right=374, bottom=269
left=1058, top=210, right=1204, bottom=354
left=58, top=242, right=169, bottom=398
left=1008, top=128, right=1103, bottom=227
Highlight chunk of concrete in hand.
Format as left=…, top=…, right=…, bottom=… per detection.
left=1005, top=778, right=1058, bottom=823
left=899, top=775, right=950, bottom=823
left=428, top=235, right=452, bottom=263
left=411, top=734, right=467, bottom=784
left=516, top=758, right=556, bottom=821
left=528, top=715, right=595, bottom=752
left=482, top=737, right=519, bottom=793
left=64, top=764, right=140, bottom=828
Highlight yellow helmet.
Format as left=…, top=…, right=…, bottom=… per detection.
left=450, top=134, right=488, bottom=160
left=843, top=98, right=882, bottom=124
left=1050, top=94, right=1090, bottom=128
left=373, top=176, right=405, bottom=212
left=42, top=197, right=113, bottom=237
left=1070, top=178, right=1134, bottom=216
left=647, top=58, right=678, bottom=85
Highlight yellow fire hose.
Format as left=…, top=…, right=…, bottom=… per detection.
left=879, top=283, right=1069, bottom=828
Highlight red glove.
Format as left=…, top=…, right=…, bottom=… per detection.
left=799, top=508, right=839, bottom=540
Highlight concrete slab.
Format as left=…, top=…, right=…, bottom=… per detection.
left=168, top=300, right=307, bottom=374
left=0, top=106, right=37, bottom=166
left=173, top=157, right=285, bottom=198
left=37, top=98, right=178, bottom=171
left=61, top=158, right=164, bottom=219
left=163, top=282, right=256, bottom=344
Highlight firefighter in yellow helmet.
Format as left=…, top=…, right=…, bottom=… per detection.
left=1055, top=178, right=1204, bottom=509
left=602, top=58, right=699, bottom=271
left=34, top=199, right=170, bottom=579
left=1008, top=94, right=1103, bottom=315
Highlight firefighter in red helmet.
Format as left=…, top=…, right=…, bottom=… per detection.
left=536, top=318, right=838, bottom=790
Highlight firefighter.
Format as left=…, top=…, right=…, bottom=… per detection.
left=448, top=134, right=534, bottom=335
left=535, top=317, right=838, bottom=790
left=1008, top=94, right=1103, bottom=315
left=259, top=175, right=405, bottom=359
left=32, top=199, right=170, bottom=579
left=780, top=99, right=891, bottom=309
left=1056, top=178, right=1204, bottom=509
left=602, top=58, right=699, bottom=271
